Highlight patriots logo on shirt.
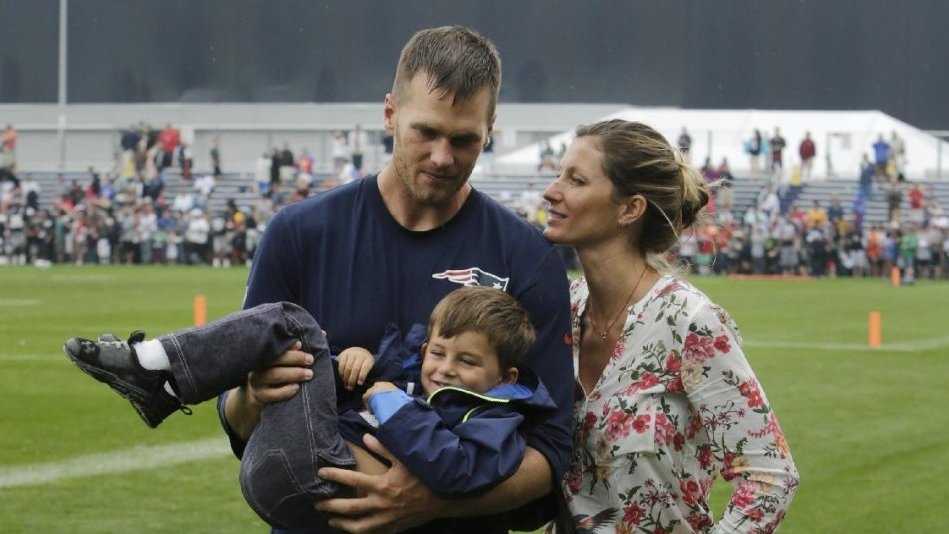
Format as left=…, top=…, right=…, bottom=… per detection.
left=432, top=267, right=510, bottom=291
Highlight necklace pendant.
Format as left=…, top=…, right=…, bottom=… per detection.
left=599, top=331, right=608, bottom=341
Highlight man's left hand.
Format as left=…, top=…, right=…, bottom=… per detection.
left=316, top=433, right=446, bottom=533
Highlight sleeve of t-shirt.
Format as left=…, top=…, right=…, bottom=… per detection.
left=509, top=247, right=574, bottom=526
left=216, top=208, right=302, bottom=459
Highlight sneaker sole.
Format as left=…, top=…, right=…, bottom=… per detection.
left=62, top=343, right=165, bottom=428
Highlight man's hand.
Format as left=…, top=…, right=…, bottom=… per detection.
left=246, top=340, right=314, bottom=405
left=224, top=340, right=314, bottom=441
left=316, top=434, right=445, bottom=533
left=338, top=347, right=375, bottom=391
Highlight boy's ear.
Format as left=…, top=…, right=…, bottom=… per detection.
left=419, top=341, right=428, bottom=359
left=502, top=366, right=519, bottom=385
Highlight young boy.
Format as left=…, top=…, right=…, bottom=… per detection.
left=63, top=287, right=556, bottom=529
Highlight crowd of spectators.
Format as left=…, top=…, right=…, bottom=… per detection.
left=2, top=122, right=947, bottom=282
left=677, top=192, right=948, bottom=283
left=0, top=123, right=363, bottom=268
left=674, top=144, right=948, bottom=282
left=0, top=165, right=275, bottom=268
left=521, top=129, right=947, bottom=282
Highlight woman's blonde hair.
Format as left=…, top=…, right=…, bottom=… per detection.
left=575, top=119, right=710, bottom=272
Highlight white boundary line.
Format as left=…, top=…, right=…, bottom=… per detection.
left=743, top=335, right=949, bottom=353
left=0, top=437, right=231, bottom=489
left=0, top=299, right=41, bottom=307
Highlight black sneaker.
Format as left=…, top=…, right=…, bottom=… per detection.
left=63, top=331, right=191, bottom=428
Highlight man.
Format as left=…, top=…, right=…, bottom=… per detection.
left=770, top=126, right=786, bottom=178
left=218, top=26, right=573, bottom=534
left=872, top=134, right=891, bottom=178
left=677, top=126, right=692, bottom=163
left=798, top=131, right=816, bottom=181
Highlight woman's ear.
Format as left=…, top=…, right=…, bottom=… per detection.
left=618, top=194, right=648, bottom=227
left=501, top=367, right=519, bottom=385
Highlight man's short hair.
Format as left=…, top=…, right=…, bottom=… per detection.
left=427, top=286, right=534, bottom=370
left=392, top=25, right=502, bottom=119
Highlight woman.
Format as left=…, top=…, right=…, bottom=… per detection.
left=543, top=120, right=799, bottom=533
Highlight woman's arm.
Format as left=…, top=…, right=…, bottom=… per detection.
left=682, top=303, right=800, bottom=533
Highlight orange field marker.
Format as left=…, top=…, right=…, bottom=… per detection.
left=890, top=266, right=901, bottom=287
left=868, top=311, right=882, bottom=349
left=194, top=294, right=207, bottom=326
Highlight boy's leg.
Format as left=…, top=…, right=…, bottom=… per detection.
left=239, top=343, right=357, bottom=529
left=62, top=301, right=325, bottom=427
left=159, top=301, right=324, bottom=404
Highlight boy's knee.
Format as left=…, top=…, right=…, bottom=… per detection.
left=278, top=301, right=326, bottom=347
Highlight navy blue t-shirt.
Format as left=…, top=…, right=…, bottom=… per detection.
left=222, top=175, right=573, bottom=531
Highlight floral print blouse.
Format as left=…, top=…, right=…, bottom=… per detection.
left=561, top=275, right=799, bottom=533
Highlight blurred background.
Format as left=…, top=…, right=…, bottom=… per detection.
left=1, top=2, right=948, bottom=533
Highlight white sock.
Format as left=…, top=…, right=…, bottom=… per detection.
left=163, top=381, right=179, bottom=399
left=134, top=339, right=171, bottom=371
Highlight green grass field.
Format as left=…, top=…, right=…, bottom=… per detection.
left=2, top=266, right=948, bottom=533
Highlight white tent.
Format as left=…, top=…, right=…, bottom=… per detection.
left=497, top=107, right=949, bottom=181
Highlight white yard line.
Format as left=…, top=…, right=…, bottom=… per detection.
left=0, top=437, right=231, bottom=489
left=743, top=335, right=949, bottom=353
left=0, top=299, right=41, bottom=306
left=0, top=353, right=57, bottom=362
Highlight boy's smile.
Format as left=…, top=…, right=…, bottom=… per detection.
left=420, top=328, right=515, bottom=395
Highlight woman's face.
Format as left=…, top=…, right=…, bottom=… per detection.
left=542, top=136, right=624, bottom=247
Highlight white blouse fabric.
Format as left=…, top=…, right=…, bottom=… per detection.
left=561, top=275, right=799, bottom=533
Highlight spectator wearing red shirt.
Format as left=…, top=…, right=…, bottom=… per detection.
left=799, top=131, right=816, bottom=181
left=158, top=124, right=180, bottom=170
left=908, top=184, right=924, bottom=209
left=908, top=184, right=925, bottom=224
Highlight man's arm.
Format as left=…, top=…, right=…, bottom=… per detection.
left=316, top=434, right=552, bottom=534
left=217, top=209, right=305, bottom=455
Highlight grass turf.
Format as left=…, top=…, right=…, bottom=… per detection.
left=1, top=266, right=947, bottom=533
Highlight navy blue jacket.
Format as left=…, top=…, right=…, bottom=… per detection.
left=334, top=323, right=558, bottom=497
left=375, top=375, right=558, bottom=497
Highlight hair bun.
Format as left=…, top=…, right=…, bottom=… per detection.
left=680, top=187, right=709, bottom=228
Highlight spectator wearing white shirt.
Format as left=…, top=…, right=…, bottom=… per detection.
left=184, top=209, right=210, bottom=265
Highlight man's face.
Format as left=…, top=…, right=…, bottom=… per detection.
left=385, top=73, right=493, bottom=207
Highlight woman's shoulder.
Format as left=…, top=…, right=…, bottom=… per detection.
left=647, top=276, right=742, bottom=342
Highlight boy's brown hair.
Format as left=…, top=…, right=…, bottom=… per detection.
left=392, top=25, right=502, bottom=120
left=427, top=286, right=535, bottom=370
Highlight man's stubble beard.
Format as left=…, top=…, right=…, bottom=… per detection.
left=391, top=136, right=469, bottom=208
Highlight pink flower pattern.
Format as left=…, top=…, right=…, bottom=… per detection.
left=563, top=275, right=799, bottom=533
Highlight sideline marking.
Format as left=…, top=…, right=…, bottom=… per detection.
left=0, top=437, right=230, bottom=489
left=49, top=274, right=114, bottom=283
left=744, top=335, right=949, bottom=353
left=0, top=353, right=54, bottom=362
left=0, top=299, right=41, bottom=307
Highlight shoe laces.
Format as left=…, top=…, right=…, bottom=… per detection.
left=98, top=339, right=129, bottom=350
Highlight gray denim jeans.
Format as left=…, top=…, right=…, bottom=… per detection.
left=158, top=302, right=355, bottom=529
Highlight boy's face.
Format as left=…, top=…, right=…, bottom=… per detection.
left=420, top=327, right=516, bottom=395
